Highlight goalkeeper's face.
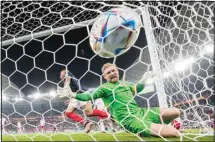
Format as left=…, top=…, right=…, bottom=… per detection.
left=103, top=66, right=119, bottom=83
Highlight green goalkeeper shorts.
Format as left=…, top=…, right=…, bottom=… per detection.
left=121, top=107, right=170, bottom=137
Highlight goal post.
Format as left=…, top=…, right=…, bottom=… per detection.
left=141, top=6, right=168, bottom=108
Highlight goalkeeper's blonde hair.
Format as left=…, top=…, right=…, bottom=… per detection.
left=101, top=63, right=117, bottom=74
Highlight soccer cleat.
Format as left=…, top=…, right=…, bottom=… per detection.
left=84, top=121, right=94, bottom=133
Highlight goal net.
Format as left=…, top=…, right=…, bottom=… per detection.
left=1, top=1, right=214, bottom=141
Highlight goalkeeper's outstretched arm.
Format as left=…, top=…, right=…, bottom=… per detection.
left=60, top=87, right=105, bottom=101
left=75, top=87, right=105, bottom=101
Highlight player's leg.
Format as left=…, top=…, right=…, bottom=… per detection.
left=82, top=101, right=93, bottom=116
left=80, top=101, right=94, bottom=133
left=142, top=107, right=180, bottom=137
left=82, top=102, right=109, bottom=133
left=71, top=100, right=96, bottom=133
left=65, top=99, right=85, bottom=124
left=64, top=100, right=93, bottom=134
left=82, top=102, right=108, bottom=118
left=65, top=101, right=93, bottom=133
left=107, top=119, right=116, bottom=132
left=53, top=126, right=56, bottom=133
left=144, top=107, right=180, bottom=126
left=159, top=108, right=181, bottom=130
left=109, top=116, right=121, bottom=131
left=42, top=126, right=45, bottom=133
left=159, top=108, right=180, bottom=123
left=149, top=123, right=180, bottom=137
left=121, top=115, right=180, bottom=137
left=21, top=127, right=23, bottom=134
left=82, top=101, right=108, bottom=132
left=104, top=113, right=116, bottom=132
left=18, top=127, right=21, bottom=134
left=99, top=120, right=105, bottom=132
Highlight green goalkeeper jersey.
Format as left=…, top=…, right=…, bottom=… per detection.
left=75, top=80, right=144, bottom=124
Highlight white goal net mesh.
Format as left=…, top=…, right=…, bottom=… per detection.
left=1, top=1, right=214, bottom=141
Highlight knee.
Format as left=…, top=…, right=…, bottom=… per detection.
left=65, top=108, right=74, bottom=115
left=84, top=110, right=92, bottom=116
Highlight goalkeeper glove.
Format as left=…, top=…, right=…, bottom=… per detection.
left=142, top=71, right=156, bottom=85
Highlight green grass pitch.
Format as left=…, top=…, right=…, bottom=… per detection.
left=2, top=132, right=214, bottom=141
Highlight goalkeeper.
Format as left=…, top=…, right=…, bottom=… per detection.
left=59, top=63, right=181, bottom=137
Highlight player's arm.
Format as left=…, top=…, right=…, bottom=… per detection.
left=75, top=87, right=105, bottom=101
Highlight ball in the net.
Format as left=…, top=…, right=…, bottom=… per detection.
left=89, top=7, right=141, bottom=58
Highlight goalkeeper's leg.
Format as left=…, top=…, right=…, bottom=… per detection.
left=122, top=117, right=180, bottom=137
left=144, top=107, right=181, bottom=137
left=149, top=123, right=180, bottom=137
left=159, top=108, right=181, bottom=130
left=143, top=107, right=180, bottom=127
left=159, top=108, right=180, bottom=123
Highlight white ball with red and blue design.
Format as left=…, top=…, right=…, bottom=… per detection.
left=90, top=7, right=141, bottom=58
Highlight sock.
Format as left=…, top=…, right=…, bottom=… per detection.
left=65, top=112, right=84, bottom=124
left=91, top=109, right=108, bottom=119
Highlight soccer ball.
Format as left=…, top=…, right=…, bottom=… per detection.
left=89, top=7, right=141, bottom=58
